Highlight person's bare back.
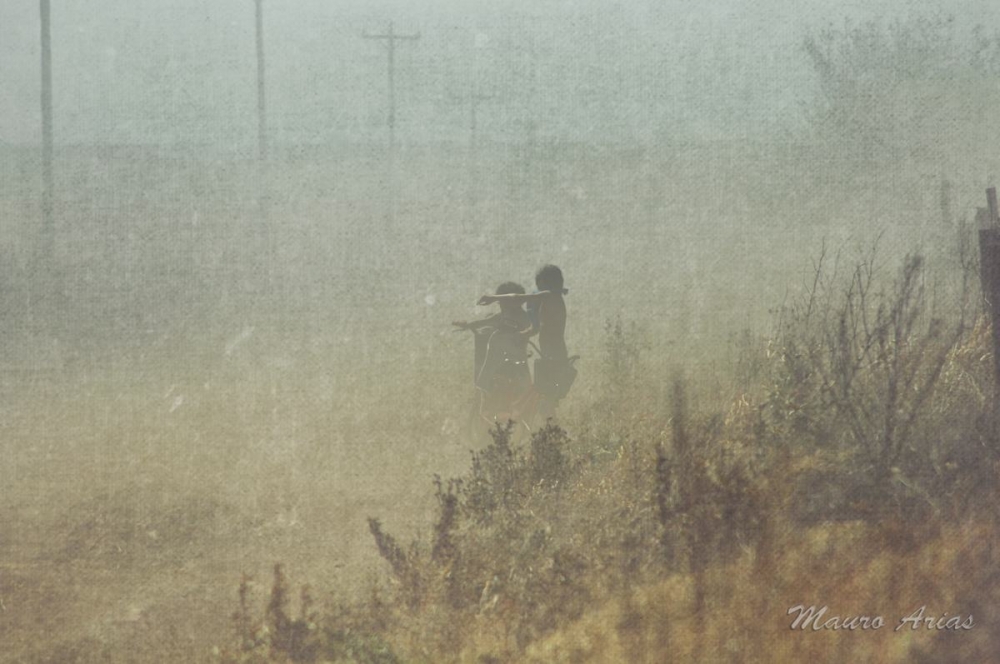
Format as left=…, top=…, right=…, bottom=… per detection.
left=533, top=289, right=567, bottom=361
left=477, top=265, right=574, bottom=419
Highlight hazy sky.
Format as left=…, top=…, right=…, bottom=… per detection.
left=1, top=0, right=997, bottom=146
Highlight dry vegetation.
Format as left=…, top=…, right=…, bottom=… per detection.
left=1, top=143, right=996, bottom=662
left=211, top=241, right=1000, bottom=663
left=4, top=17, right=1000, bottom=661
left=2, top=142, right=997, bottom=662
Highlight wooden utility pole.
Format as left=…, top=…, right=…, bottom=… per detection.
left=252, top=0, right=276, bottom=290
left=979, top=186, right=1000, bottom=402
left=469, top=90, right=494, bottom=149
left=465, top=89, right=494, bottom=221
left=254, top=0, right=268, bottom=163
left=520, top=27, right=539, bottom=195
left=363, top=22, right=419, bottom=225
left=39, top=0, right=54, bottom=257
left=363, top=22, right=420, bottom=152
left=505, top=20, right=539, bottom=201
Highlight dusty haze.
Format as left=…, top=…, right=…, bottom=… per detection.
left=1, top=0, right=999, bottom=661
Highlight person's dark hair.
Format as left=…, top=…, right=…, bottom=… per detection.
left=535, top=264, right=565, bottom=293
left=496, top=281, right=526, bottom=295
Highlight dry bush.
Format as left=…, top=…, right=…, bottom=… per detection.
left=521, top=512, right=1000, bottom=663
left=210, top=237, right=999, bottom=663
left=348, top=391, right=774, bottom=660
left=655, top=379, right=766, bottom=576
left=802, top=14, right=1000, bottom=161
left=219, top=565, right=398, bottom=664
left=575, top=315, right=663, bottom=459
left=753, top=242, right=980, bottom=520
left=360, top=422, right=589, bottom=659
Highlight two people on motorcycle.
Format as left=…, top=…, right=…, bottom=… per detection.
left=454, top=265, right=574, bottom=427
left=453, top=281, right=533, bottom=425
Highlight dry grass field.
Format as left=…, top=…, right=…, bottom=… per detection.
left=1, top=138, right=998, bottom=662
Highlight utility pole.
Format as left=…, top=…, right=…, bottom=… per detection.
left=448, top=28, right=494, bottom=232
left=39, top=0, right=54, bottom=261
left=504, top=19, right=539, bottom=202
left=459, top=29, right=494, bottom=231
left=445, top=84, right=494, bottom=231
left=363, top=22, right=419, bottom=226
left=252, top=0, right=276, bottom=293
left=519, top=25, right=539, bottom=198
left=465, top=89, right=494, bottom=225
left=469, top=90, right=494, bottom=149
left=254, top=0, right=267, bottom=163
left=979, top=186, right=1000, bottom=411
left=363, top=21, right=421, bottom=151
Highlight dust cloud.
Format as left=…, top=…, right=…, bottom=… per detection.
left=0, top=0, right=998, bottom=660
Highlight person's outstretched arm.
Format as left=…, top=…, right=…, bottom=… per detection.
left=453, top=313, right=500, bottom=331
left=477, top=291, right=554, bottom=306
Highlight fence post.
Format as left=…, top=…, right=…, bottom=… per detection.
left=978, top=187, right=1000, bottom=405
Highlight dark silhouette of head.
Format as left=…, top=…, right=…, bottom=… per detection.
left=496, top=281, right=526, bottom=296
left=535, top=265, right=564, bottom=293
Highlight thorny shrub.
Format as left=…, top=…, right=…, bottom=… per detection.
left=214, top=243, right=1000, bottom=663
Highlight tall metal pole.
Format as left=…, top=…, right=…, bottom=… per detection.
left=40, top=0, right=54, bottom=255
